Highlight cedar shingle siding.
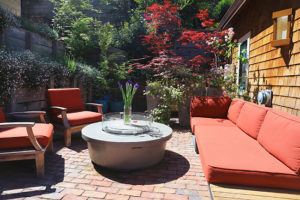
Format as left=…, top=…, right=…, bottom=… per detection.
left=228, top=1, right=300, bottom=116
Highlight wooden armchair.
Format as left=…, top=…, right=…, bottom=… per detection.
left=0, top=108, right=53, bottom=177
left=46, top=88, right=103, bottom=147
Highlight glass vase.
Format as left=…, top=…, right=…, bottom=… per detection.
left=123, top=104, right=132, bottom=124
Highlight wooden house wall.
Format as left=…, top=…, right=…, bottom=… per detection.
left=232, top=6, right=300, bottom=117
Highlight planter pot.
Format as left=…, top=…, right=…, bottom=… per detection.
left=178, top=87, right=223, bottom=126
left=206, top=87, right=223, bottom=96
left=95, top=99, right=109, bottom=113
left=145, top=86, right=159, bottom=111
left=101, top=94, right=112, bottom=101
left=110, top=101, right=124, bottom=112
left=178, top=100, right=191, bottom=127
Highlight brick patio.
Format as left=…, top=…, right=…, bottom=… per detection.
left=0, top=125, right=211, bottom=200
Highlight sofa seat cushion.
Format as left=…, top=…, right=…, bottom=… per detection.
left=190, top=117, right=235, bottom=133
left=56, top=111, right=102, bottom=126
left=0, top=123, right=53, bottom=150
left=190, top=96, right=231, bottom=118
left=258, top=109, right=300, bottom=175
left=236, top=102, right=268, bottom=139
left=194, top=125, right=300, bottom=190
left=227, top=98, right=246, bottom=124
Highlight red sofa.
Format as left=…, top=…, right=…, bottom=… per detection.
left=190, top=96, right=300, bottom=190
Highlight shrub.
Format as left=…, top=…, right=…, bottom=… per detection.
left=0, top=7, right=19, bottom=33
left=0, top=49, right=104, bottom=105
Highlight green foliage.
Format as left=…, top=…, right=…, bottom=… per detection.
left=212, top=0, right=234, bottom=22
left=0, top=49, right=105, bottom=104
left=133, top=0, right=192, bottom=11
left=20, top=18, right=58, bottom=40
left=112, top=14, right=147, bottom=54
left=64, top=17, right=99, bottom=58
left=0, top=6, right=19, bottom=33
left=52, top=0, right=99, bottom=36
left=52, top=0, right=101, bottom=59
left=180, top=0, right=212, bottom=29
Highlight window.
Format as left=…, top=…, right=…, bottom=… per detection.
left=271, top=8, right=292, bottom=47
left=237, top=33, right=250, bottom=92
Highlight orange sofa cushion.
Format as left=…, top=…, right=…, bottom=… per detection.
left=227, top=98, right=245, bottom=124
left=236, top=102, right=267, bottom=139
left=0, top=108, right=6, bottom=122
left=195, top=125, right=300, bottom=190
left=0, top=123, right=53, bottom=150
left=190, top=117, right=235, bottom=133
left=258, top=110, right=300, bottom=175
left=56, top=111, right=102, bottom=126
left=190, top=96, right=231, bottom=118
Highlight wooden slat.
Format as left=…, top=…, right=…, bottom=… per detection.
left=211, top=184, right=300, bottom=200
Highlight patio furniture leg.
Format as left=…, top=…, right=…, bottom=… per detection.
left=64, top=129, right=71, bottom=147
left=35, top=151, right=45, bottom=177
left=47, top=137, right=54, bottom=153
left=193, top=135, right=199, bottom=154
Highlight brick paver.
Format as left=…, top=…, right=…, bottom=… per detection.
left=0, top=125, right=211, bottom=200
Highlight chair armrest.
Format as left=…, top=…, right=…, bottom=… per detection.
left=49, top=106, right=70, bottom=128
left=50, top=106, right=67, bottom=111
left=0, top=122, right=35, bottom=128
left=85, top=103, right=103, bottom=114
left=0, top=122, right=42, bottom=151
left=8, top=111, right=47, bottom=123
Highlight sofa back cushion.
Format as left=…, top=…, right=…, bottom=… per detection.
left=0, top=107, right=6, bottom=122
left=227, top=98, right=246, bottom=124
left=190, top=96, right=231, bottom=118
left=236, top=102, right=268, bottom=139
left=47, top=88, right=84, bottom=118
left=258, top=109, right=300, bottom=174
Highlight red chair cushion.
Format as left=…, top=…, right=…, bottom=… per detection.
left=227, top=98, right=246, bottom=124
left=47, top=88, right=85, bottom=120
left=195, top=125, right=300, bottom=190
left=56, top=111, right=102, bottom=126
left=190, top=96, right=231, bottom=118
left=0, top=123, right=53, bottom=150
left=190, top=117, right=235, bottom=133
left=0, top=108, right=6, bottom=122
left=258, top=110, right=300, bottom=175
left=236, top=102, right=268, bottom=139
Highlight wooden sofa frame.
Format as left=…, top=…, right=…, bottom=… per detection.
left=50, top=103, right=102, bottom=147
left=0, top=111, right=53, bottom=177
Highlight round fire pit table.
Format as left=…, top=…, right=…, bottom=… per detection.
left=82, top=121, right=172, bottom=170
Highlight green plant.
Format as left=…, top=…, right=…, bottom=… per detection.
left=20, top=18, right=58, bottom=40
left=0, top=6, right=19, bottom=33
left=0, top=49, right=105, bottom=104
left=97, top=23, right=129, bottom=90
left=52, top=0, right=101, bottom=59
left=212, top=0, right=234, bottom=22
left=145, top=80, right=184, bottom=124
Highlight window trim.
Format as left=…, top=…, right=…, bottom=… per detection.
left=237, top=32, right=250, bottom=90
left=271, top=8, right=292, bottom=47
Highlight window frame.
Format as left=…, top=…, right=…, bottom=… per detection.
left=237, top=32, right=250, bottom=91
left=271, top=8, right=292, bottom=47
